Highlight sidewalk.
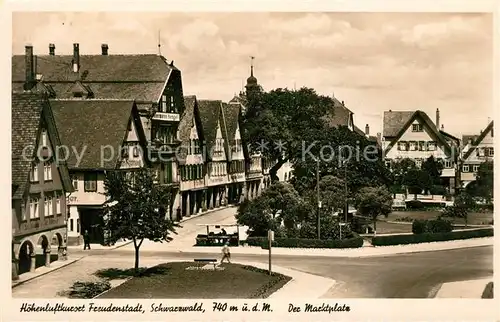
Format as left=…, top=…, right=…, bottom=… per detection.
left=434, top=277, right=493, bottom=298
left=12, top=256, right=84, bottom=289
left=66, top=239, right=132, bottom=251
left=171, top=237, right=494, bottom=258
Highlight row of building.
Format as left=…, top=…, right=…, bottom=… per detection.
left=13, top=43, right=361, bottom=276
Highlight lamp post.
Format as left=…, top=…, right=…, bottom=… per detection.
left=316, top=157, right=321, bottom=239
left=339, top=222, right=346, bottom=240
left=343, top=159, right=348, bottom=223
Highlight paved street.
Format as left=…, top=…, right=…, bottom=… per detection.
left=13, top=208, right=493, bottom=299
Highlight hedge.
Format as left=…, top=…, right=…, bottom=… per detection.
left=412, top=218, right=453, bottom=234
left=371, top=228, right=493, bottom=246
left=242, top=234, right=364, bottom=249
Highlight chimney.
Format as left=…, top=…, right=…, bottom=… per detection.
left=441, top=124, right=444, bottom=130
left=436, top=108, right=440, bottom=129
left=365, top=124, right=370, bottom=136
left=101, top=43, right=108, bottom=55
left=24, top=45, right=35, bottom=90
left=72, top=43, right=80, bottom=73
left=49, top=43, right=55, bottom=55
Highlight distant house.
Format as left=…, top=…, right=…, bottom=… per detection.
left=197, top=100, right=230, bottom=211
left=177, top=95, right=206, bottom=217
left=224, top=101, right=246, bottom=204
left=50, top=99, right=148, bottom=245
left=12, top=92, right=73, bottom=277
left=460, top=120, right=494, bottom=188
left=382, top=108, right=459, bottom=193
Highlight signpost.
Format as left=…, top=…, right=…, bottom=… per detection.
left=339, top=222, right=346, bottom=239
left=268, top=229, right=274, bottom=275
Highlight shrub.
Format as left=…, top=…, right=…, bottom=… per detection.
left=412, top=219, right=427, bottom=234
left=66, top=281, right=111, bottom=299
left=429, top=185, right=447, bottom=196
left=406, top=200, right=425, bottom=209
left=371, top=228, right=493, bottom=246
left=426, top=218, right=453, bottom=233
left=351, top=216, right=374, bottom=234
left=245, top=234, right=364, bottom=249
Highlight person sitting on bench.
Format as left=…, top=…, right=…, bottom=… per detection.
left=221, top=228, right=227, bottom=236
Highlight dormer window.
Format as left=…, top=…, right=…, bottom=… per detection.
left=41, top=130, right=47, bottom=147
left=412, top=124, right=423, bottom=132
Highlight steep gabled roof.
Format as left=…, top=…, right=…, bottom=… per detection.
left=11, top=92, right=73, bottom=199
left=383, top=110, right=452, bottom=156
left=12, top=54, right=175, bottom=103
left=383, top=111, right=415, bottom=137
left=463, top=120, right=494, bottom=160
left=197, top=100, right=223, bottom=158
left=324, top=97, right=353, bottom=129
left=12, top=54, right=174, bottom=82
left=177, top=95, right=204, bottom=164
left=50, top=99, right=138, bottom=170
left=224, top=102, right=242, bottom=145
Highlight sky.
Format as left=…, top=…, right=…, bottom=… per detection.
left=12, top=12, right=494, bottom=137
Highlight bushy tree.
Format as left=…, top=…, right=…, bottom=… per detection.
left=421, top=156, right=444, bottom=187
left=103, top=168, right=177, bottom=273
left=474, top=160, right=494, bottom=203
left=353, top=186, right=393, bottom=234
left=442, top=191, right=477, bottom=227
left=391, top=158, right=417, bottom=189
left=403, top=169, right=432, bottom=199
left=299, top=212, right=353, bottom=240
left=236, top=182, right=309, bottom=236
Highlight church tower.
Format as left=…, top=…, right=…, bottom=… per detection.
left=245, top=56, right=261, bottom=98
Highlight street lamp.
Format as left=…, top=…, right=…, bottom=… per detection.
left=339, top=222, right=346, bottom=239
left=343, top=159, right=348, bottom=223
left=316, top=157, right=321, bottom=239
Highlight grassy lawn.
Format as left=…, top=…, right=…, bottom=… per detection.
left=385, top=211, right=493, bottom=225
left=98, top=262, right=291, bottom=299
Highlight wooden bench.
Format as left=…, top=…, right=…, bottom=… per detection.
left=194, top=258, right=218, bottom=269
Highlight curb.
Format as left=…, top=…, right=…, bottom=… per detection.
left=92, top=277, right=133, bottom=299
left=12, top=256, right=85, bottom=289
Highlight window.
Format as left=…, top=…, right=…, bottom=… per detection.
left=45, top=195, right=53, bottom=217
left=30, top=164, right=39, bottom=182
left=84, top=172, right=98, bottom=192
left=163, top=162, right=173, bottom=183
left=29, top=198, right=39, bottom=219
left=43, top=162, right=52, bottom=181
left=133, top=146, right=140, bottom=158
left=156, top=126, right=176, bottom=144
left=409, top=141, right=417, bottom=151
left=412, top=124, right=423, bottom=132
left=72, top=176, right=78, bottom=191
left=415, top=159, right=422, bottom=168
left=55, top=194, right=61, bottom=214
left=462, top=165, right=469, bottom=172
left=160, top=94, right=168, bottom=113
left=473, top=165, right=480, bottom=172
left=487, top=147, right=494, bottom=157
left=397, top=141, right=407, bottom=151
left=477, top=148, right=485, bottom=157
left=428, top=141, right=436, bottom=151
left=418, top=141, right=426, bottom=151
left=444, top=160, right=452, bottom=168
left=41, top=130, right=47, bottom=147
left=70, top=218, right=74, bottom=231
left=121, top=146, right=129, bottom=158
left=170, top=96, right=175, bottom=110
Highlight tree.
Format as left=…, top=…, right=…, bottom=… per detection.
left=391, top=158, right=417, bottom=194
left=421, top=156, right=444, bottom=187
left=236, top=182, right=309, bottom=236
left=241, top=87, right=333, bottom=182
left=403, top=169, right=432, bottom=199
left=474, top=160, right=494, bottom=203
left=304, top=175, right=346, bottom=216
left=103, top=168, right=177, bottom=273
left=353, top=186, right=393, bottom=234
left=451, top=191, right=477, bottom=227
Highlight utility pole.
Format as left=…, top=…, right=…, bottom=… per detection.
left=344, top=160, right=348, bottom=222
left=316, top=157, right=321, bottom=239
